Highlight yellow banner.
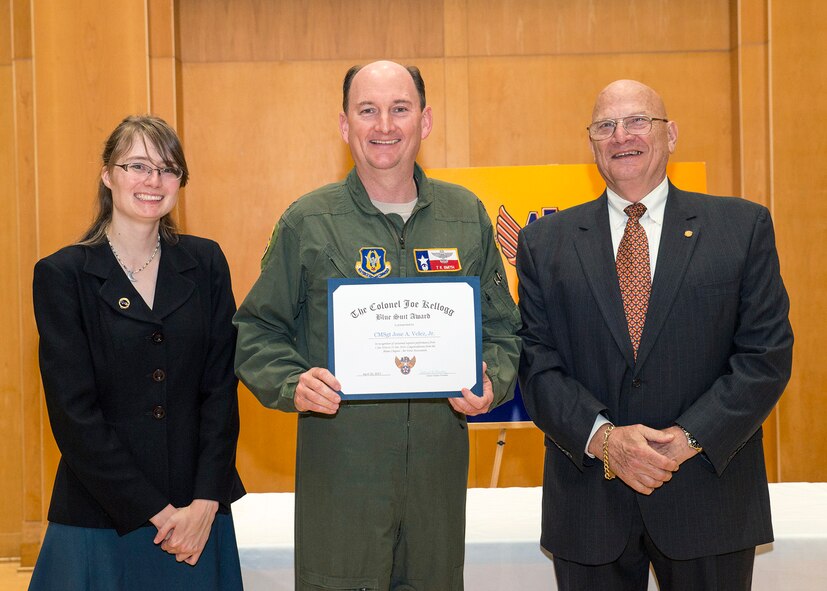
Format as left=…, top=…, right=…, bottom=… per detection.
left=427, top=163, right=707, bottom=299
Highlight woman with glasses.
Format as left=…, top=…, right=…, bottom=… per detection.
left=29, top=115, right=245, bottom=590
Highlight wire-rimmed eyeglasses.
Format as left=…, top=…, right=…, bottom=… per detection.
left=586, top=115, right=669, bottom=141
left=113, top=162, right=184, bottom=181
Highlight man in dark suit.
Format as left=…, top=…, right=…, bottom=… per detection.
left=516, top=79, right=793, bottom=590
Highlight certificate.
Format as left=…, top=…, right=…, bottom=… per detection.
left=327, top=277, right=482, bottom=400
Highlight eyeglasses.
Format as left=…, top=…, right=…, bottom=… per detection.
left=113, top=162, right=184, bottom=181
left=586, top=115, right=669, bottom=141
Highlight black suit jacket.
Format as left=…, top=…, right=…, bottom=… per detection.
left=33, top=235, right=245, bottom=535
left=516, top=182, right=793, bottom=563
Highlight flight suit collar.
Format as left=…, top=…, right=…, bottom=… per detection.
left=345, top=163, right=434, bottom=215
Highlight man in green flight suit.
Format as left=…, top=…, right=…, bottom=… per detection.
left=234, top=60, right=521, bottom=591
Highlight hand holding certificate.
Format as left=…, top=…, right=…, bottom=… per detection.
left=327, top=277, right=483, bottom=400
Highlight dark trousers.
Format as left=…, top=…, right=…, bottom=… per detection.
left=553, top=508, right=755, bottom=591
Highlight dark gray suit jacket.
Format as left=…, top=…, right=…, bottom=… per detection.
left=516, top=182, right=793, bottom=563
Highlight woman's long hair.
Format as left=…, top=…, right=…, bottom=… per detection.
left=77, top=115, right=189, bottom=246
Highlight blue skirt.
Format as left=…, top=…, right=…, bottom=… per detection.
left=28, top=512, right=243, bottom=591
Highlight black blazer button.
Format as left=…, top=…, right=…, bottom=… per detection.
left=152, top=405, right=166, bottom=419
left=151, top=331, right=164, bottom=343
left=152, top=369, right=166, bottom=382
left=632, top=378, right=642, bottom=388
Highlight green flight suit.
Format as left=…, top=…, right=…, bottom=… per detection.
left=234, top=164, right=521, bottom=591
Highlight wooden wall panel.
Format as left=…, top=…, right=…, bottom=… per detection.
left=180, top=60, right=352, bottom=490
left=734, top=0, right=776, bottom=479
left=149, top=58, right=178, bottom=123
left=0, top=1, right=10, bottom=63
left=736, top=0, right=769, bottom=205
left=148, top=0, right=181, bottom=125
left=470, top=427, right=545, bottom=487
left=443, top=58, right=471, bottom=166
left=12, top=0, right=31, bottom=60
left=180, top=59, right=448, bottom=292
left=180, top=60, right=357, bottom=291
left=149, top=0, right=175, bottom=57
left=466, top=0, right=731, bottom=56
left=32, top=0, right=150, bottom=255
left=232, top=385, right=297, bottom=492
left=771, top=0, right=827, bottom=482
left=0, top=55, right=24, bottom=556
left=443, top=0, right=469, bottom=57
left=466, top=53, right=736, bottom=196
left=178, top=0, right=444, bottom=63
left=13, top=3, right=42, bottom=563
left=4, top=0, right=42, bottom=563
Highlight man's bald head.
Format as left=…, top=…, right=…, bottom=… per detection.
left=343, top=61, right=426, bottom=113
left=592, top=80, right=668, bottom=121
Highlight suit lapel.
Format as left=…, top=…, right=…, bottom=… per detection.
left=573, top=194, right=636, bottom=368
left=152, top=239, right=197, bottom=320
left=85, top=238, right=197, bottom=322
left=635, top=184, right=700, bottom=368
left=86, top=243, right=157, bottom=322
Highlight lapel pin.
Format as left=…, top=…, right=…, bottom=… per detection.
left=684, top=230, right=694, bottom=238
left=118, top=297, right=130, bottom=309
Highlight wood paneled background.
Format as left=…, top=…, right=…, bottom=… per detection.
left=2, top=0, right=824, bottom=562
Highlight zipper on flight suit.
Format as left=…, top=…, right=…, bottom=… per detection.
left=378, top=202, right=425, bottom=277
left=380, top=214, right=408, bottom=253
left=374, top=204, right=424, bottom=549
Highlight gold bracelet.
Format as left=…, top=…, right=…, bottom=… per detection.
left=603, top=424, right=616, bottom=480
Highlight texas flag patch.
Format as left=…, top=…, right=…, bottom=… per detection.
left=413, top=248, right=462, bottom=272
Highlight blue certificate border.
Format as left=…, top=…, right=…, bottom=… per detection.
left=327, top=276, right=482, bottom=400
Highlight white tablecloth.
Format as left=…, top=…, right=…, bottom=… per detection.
left=232, top=483, right=827, bottom=590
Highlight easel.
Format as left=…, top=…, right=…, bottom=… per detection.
left=469, top=421, right=535, bottom=487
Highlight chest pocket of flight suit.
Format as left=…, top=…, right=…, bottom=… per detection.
left=300, top=245, right=353, bottom=367
left=306, top=244, right=351, bottom=305
left=321, top=244, right=351, bottom=277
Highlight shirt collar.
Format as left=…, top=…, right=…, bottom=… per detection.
left=606, top=176, right=669, bottom=228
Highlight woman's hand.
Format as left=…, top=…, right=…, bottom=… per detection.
left=149, top=504, right=177, bottom=530
left=153, top=499, right=219, bottom=565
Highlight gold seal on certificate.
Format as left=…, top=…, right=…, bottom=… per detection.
left=327, top=277, right=482, bottom=400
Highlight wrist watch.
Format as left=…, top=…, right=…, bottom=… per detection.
left=679, top=425, right=703, bottom=452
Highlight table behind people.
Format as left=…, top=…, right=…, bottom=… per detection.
left=231, top=484, right=827, bottom=591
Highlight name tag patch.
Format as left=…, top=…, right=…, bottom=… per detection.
left=413, top=248, right=462, bottom=272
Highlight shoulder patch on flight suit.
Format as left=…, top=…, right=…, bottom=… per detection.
left=260, top=222, right=278, bottom=268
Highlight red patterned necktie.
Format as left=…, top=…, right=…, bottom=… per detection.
left=616, top=202, right=650, bottom=359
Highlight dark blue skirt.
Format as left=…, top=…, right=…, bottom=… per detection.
left=28, top=512, right=243, bottom=591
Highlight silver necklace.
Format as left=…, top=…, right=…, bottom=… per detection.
left=107, top=234, right=161, bottom=282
